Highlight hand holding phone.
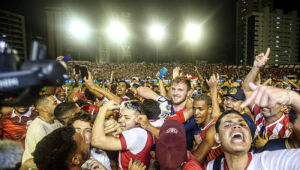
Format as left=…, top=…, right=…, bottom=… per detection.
left=159, top=67, right=168, bottom=79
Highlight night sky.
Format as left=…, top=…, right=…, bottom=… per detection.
left=1, top=0, right=299, bottom=63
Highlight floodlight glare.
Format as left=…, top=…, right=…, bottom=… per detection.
left=69, top=20, right=88, bottom=39
left=107, top=22, right=128, bottom=42
left=149, top=25, right=165, bottom=40
left=185, top=24, right=201, bottom=41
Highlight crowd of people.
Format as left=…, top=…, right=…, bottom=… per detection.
left=66, top=60, right=300, bottom=81
left=1, top=48, right=300, bottom=170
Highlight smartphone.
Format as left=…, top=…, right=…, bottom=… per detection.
left=159, top=67, right=168, bottom=79
left=75, top=65, right=80, bottom=74
left=80, top=66, right=88, bottom=79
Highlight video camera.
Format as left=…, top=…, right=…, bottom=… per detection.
left=0, top=40, right=68, bottom=106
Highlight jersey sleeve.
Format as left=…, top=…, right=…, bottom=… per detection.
left=155, top=96, right=172, bottom=119
left=120, top=128, right=148, bottom=154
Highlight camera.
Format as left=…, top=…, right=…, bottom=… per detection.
left=0, top=40, right=68, bottom=106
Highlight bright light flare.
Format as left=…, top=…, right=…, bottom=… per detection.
left=185, top=24, right=201, bottom=42
left=107, top=22, right=128, bottom=42
left=69, top=20, right=89, bottom=39
left=149, top=25, right=165, bottom=40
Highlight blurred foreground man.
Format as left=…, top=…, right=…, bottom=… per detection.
left=207, top=83, right=300, bottom=170
left=33, top=127, right=90, bottom=170
left=22, top=95, right=62, bottom=165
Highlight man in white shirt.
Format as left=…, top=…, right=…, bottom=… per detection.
left=22, top=95, right=62, bottom=166
left=207, top=85, right=300, bottom=170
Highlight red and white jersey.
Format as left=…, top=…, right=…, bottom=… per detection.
left=198, top=119, right=216, bottom=144
left=119, top=127, right=153, bottom=170
left=207, top=149, right=300, bottom=170
left=149, top=111, right=186, bottom=129
left=252, top=105, right=291, bottom=140
left=197, top=119, right=223, bottom=167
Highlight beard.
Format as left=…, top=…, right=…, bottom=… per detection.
left=171, top=95, right=187, bottom=105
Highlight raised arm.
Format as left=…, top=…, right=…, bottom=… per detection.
left=206, top=74, right=221, bottom=119
left=84, top=71, right=122, bottom=104
left=91, top=100, right=122, bottom=150
left=108, top=71, right=114, bottom=91
left=241, top=83, right=300, bottom=114
left=156, top=71, right=167, bottom=97
left=242, top=48, right=270, bottom=107
left=194, top=66, right=205, bottom=83
left=136, top=87, right=159, bottom=100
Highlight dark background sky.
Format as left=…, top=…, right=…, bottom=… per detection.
left=1, top=0, right=299, bottom=63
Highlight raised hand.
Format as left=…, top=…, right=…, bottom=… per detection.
left=104, top=119, right=122, bottom=138
left=103, top=100, right=120, bottom=111
left=83, top=71, right=94, bottom=87
left=206, top=73, right=220, bottom=89
left=241, top=83, right=290, bottom=108
left=173, top=67, right=180, bottom=79
left=253, top=48, right=270, bottom=68
left=137, top=115, right=151, bottom=129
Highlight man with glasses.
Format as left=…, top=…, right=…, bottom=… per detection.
left=91, top=100, right=153, bottom=170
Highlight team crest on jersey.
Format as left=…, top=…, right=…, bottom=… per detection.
left=229, top=88, right=237, bottom=95
left=166, top=128, right=178, bottom=134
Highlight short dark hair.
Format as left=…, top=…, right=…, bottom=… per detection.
left=193, top=94, right=212, bottom=106
left=35, top=95, right=52, bottom=108
left=54, top=102, right=78, bottom=119
left=121, top=100, right=142, bottom=115
left=142, top=99, right=161, bottom=120
left=170, top=76, right=191, bottom=91
left=118, top=81, right=130, bottom=89
left=33, top=127, right=77, bottom=170
left=67, top=111, right=94, bottom=127
left=215, top=110, right=246, bottom=133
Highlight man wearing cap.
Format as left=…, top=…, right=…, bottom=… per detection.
left=242, top=48, right=291, bottom=148
left=222, top=86, right=256, bottom=139
left=207, top=109, right=300, bottom=170
left=156, top=119, right=202, bottom=170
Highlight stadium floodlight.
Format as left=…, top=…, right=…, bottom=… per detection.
left=107, top=21, right=128, bottom=42
left=184, top=23, right=201, bottom=42
left=69, top=20, right=89, bottom=40
left=149, top=25, right=165, bottom=40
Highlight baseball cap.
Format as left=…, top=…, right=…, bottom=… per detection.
left=156, top=120, right=187, bottom=169
left=224, top=87, right=246, bottom=101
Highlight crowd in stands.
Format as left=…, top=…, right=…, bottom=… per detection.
left=1, top=48, right=300, bottom=170
left=66, top=61, right=300, bottom=80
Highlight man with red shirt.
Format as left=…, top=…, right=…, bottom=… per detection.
left=242, top=48, right=291, bottom=148
left=0, top=106, right=38, bottom=147
left=192, top=94, right=223, bottom=166
left=137, top=76, right=195, bottom=150
left=92, top=100, right=153, bottom=170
